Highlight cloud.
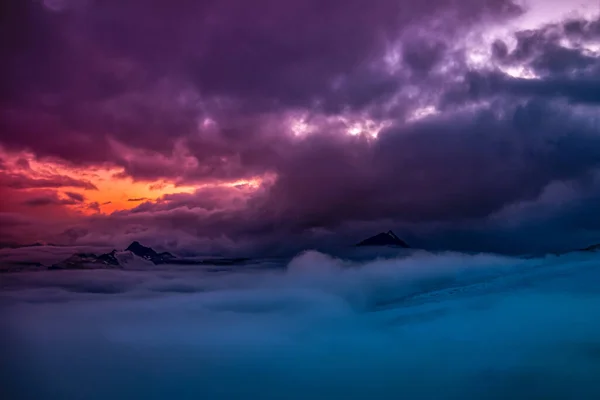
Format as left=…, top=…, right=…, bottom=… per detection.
left=3, top=251, right=600, bottom=398
left=2, top=1, right=600, bottom=254
left=265, top=102, right=600, bottom=222
left=21, top=193, right=78, bottom=207
left=456, top=15, right=600, bottom=105
left=0, top=243, right=114, bottom=265
left=64, top=191, right=85, bottom=202
left=0, top=0, right=521, bottom=167
left=7, top=98, right=598, bottom=255
left=0, top=171, right=98, bottom=190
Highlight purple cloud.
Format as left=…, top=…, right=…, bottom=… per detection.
left=2, top=0, right=600, bottom=254
left=0, top=171, right=98, bottom=190
left=64, top=191, right=85, bottom=202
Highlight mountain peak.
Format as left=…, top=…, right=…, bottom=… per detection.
left=126, top=241, right=157, bottom=256
left=355, top=230, right=410, bottom=248
left=126, top=241, right=145, bottom=250
left=125, top=241, right=175, bottom=264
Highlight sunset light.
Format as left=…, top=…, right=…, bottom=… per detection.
left=3, top=1, right=600, bottom=398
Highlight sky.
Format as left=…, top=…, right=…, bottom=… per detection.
left=1, top=0, right=600, bottom=256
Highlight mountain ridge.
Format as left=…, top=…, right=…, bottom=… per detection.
left=355, top=230, right=411, bottom=248
left=41, top=242, right=249, bottom=271
left=126, top=241, right=175, bottom=264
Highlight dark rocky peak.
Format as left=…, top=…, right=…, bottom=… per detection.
left=126, top=241, right=176, bottom=264
left=75, top=252, right=98, bottom=258
left=355, top=230, right=410, bottom=248
left=126, top=241, right=158, bottom=259
left=97, top=249, right=120, bottom=266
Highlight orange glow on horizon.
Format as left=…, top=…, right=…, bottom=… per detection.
left=1, top=151, right=266, bottom=215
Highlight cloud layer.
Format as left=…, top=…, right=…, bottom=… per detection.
left=3, top=251, right=600, bottom=399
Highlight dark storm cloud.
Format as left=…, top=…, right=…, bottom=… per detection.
left=468, top=16, right=600, bottom=105
left=403, top=39, right=447, bottom=76
left=464, top=75, right=600, bottom=108
left=58, top=99, right=600, bottom=256
left=21, top=192, right=78, bottom=207
left=64, top=191, right=85, bottom=202
left=0, top=171, right=98, bottom=190
left=0, top=213, right=45, bottom=247
left=80, top=0, right=518, bottom=110
left=563, top=16, right=600, bottom=41
left=87, top=201, right=101, bottom=213
left=130, top=186, right=251, bottom=212
left=255, top=103, right=600, bottom=232
left=0, top=0, right=521, bottom=168
left=3, top=0, right=600, bottom=254
left=494, top=25, right=597, bottom=75
left=448, top=176, right=600, bottom=255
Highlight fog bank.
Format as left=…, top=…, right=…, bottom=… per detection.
left=2, top=251, right=600, bottom=399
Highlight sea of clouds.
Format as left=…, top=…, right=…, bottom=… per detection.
left=2, top=250, right=600, bottom=399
